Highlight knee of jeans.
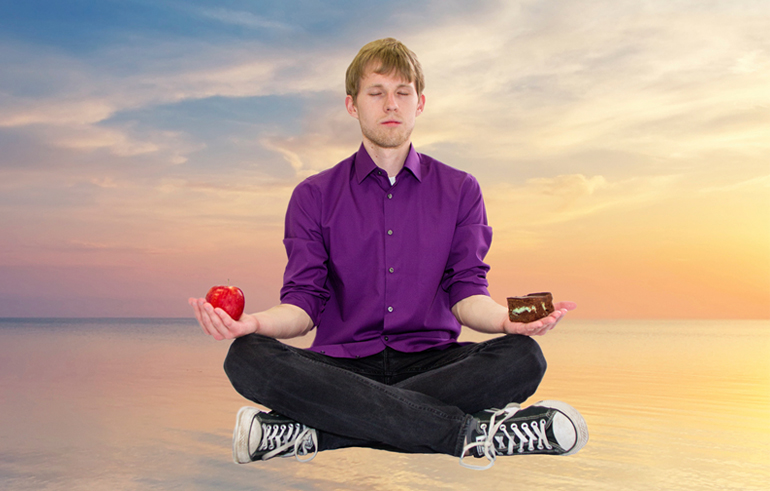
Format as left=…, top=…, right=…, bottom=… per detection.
left=223, top=334, right=275, bottom=395
left=531, top=343, right=547, bottom=381
left=500, top=335, right=547, bottom=382
left=521, top=336, right=548, bottom=380
left=223, top=338, right=247, bottom=393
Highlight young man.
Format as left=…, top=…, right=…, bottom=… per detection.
left=189, top=38, right=588, bottom=470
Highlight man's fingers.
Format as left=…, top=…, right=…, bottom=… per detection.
left=196, top=302, right=215, bottom=338
left=189, top=298, right=204, bottom=325
left=508, top=308, right=568, bottom=336
left=195, top=301, right=224, bottom=340
left=537, top=309, right=566, bottom=332
left=554, top=301, right=577, bottom=311
left=204, top=303, right=232, bottom=340
left=190, top=298, right=217, bottom=337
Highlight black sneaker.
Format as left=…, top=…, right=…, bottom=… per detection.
left=460, top=400, right=589, bottom=470
left=232, top=407, right=318, bottom=464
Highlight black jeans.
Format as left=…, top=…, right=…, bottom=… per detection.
left=224, top=333, right=546, bottom=457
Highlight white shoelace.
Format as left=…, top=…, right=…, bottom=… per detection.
left=259, top=423, right=319, bottom=462
left=459, top=405, right=552, bottom=470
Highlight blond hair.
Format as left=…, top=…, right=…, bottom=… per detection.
left=345, top=38, right=425, bottom=101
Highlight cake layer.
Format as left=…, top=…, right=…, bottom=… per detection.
left=507, top=292, right=555, bottom=323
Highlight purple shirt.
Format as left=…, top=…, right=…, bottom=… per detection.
left=280, top=144, right=492, bottom=358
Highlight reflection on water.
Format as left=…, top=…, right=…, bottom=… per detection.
left=0, top=318, right=768, bottom=490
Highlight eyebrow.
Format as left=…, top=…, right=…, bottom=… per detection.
left=365, top=83, right=414, bottom=91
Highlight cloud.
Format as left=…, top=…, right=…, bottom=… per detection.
left=258, top=111, right=361, bottom=179
left=0, top=98, right=115, bottom=127
left=260, top=138, right=304, bottom=173
left=50, top=124, right=160, bottom=156
left=485, top=173, right=681, bottom=238
left=731, top=49, right=769, bottom=74
left=700, top=174, right=770, bottom=194
left=89, top=177, right=118, bottom=189
left=528, top=174, right=611, bottom=206
left=0, top=52, right=290, bottom=128
left=199, top=8, right=295, bottom=31
left=62, top=240, right=180, bottom=255
left=1, top=121, right=205, bottom=171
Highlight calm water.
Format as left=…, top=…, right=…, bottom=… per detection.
left=0, top=318, right=768, bottom=490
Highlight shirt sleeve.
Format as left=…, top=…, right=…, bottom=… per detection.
left=442, top=174, right=493, bottom=307
left=279, top=179, right=330, bottom=326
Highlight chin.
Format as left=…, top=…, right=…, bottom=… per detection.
left=363, top=129, right=412, bottom=149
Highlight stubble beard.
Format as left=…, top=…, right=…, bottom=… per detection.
left=360, top=123, right=413, bottom=149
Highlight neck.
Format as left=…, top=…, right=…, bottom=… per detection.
left=362, top=138, right=411, bottom=177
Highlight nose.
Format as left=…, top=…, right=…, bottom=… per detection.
left=384, top=92, right=398, bottom=111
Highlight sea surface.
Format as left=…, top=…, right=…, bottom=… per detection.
left=0, top=318, right=768, bottom=490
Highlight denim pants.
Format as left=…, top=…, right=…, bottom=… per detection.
left=224, top=333, right=547, bottom=457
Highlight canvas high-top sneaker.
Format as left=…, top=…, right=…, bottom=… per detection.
left=233, top=407, right=318, bottom=464
left=460, top=400, right=589, bottom=470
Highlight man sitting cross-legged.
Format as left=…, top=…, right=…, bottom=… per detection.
left=190, top=37, right=588, bottom=471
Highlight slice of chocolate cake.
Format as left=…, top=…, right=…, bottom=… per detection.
left=507, top=292, right=555, bottom=323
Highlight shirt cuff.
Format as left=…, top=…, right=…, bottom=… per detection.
left=448, top=282, right=490, bottom=308
left=280, top=293, right=322, bottom=327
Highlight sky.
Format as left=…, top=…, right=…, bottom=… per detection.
left=0, top=0, right=768, bottom=319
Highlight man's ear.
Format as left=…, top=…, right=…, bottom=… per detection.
left=345, top=94, right=359, bottom=119
left=416, top=93, right=426, bottom=116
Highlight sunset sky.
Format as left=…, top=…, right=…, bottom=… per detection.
left=0, top=0, right=767, bottom=319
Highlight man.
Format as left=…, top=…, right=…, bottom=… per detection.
left=189, top=38, right=588, bottom=470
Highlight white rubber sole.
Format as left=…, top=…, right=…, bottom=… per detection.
left=535, top=400, right=589, bottom=456
left=233, top=406, right=261, bottom=464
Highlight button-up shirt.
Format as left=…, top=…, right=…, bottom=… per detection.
left=280, top=144, right=492, bottom=358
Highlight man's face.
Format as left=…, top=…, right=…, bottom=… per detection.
left=345, top=67, right=425, bottom=150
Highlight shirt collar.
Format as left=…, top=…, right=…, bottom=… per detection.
left=354, top=143, right=423, bottom=184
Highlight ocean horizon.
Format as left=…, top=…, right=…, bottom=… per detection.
left=1, top=318, right=768, bottom=490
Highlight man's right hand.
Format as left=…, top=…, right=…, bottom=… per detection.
left=189, top=297, right=259, bottom=341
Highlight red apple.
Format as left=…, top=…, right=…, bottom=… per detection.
left=205, top=285, right=245, bottom=320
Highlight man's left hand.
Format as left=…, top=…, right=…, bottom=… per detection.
left=502, top=301, right=577, bottom=336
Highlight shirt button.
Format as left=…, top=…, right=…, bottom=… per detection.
left=384, top=336, right=389, bottom=341
left=389, top=267, right=394, bottom=273
left=387, top=306, right=393, bottom=312
left=387, top=230, right=393, bottom=235
left=387, top=193, right=393, bottom=199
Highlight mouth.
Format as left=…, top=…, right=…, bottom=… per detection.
left=380, top=120, right=402, bottom=127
